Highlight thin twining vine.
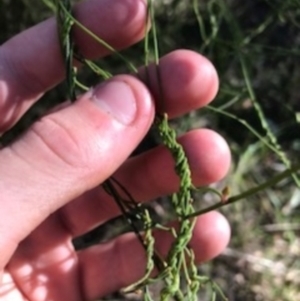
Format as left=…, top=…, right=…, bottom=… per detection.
left=53, top=0, right=225, bottom=299
left=55, top=0, right=77, bottom=101
left=46, top=1, right=300, bottom=301
left=136, top=1, right=208, bottom=299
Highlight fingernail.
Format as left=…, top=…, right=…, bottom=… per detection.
left=91, top=80, right=137, bottom=125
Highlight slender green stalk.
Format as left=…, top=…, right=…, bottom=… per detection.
left=187, top=163, right=300, bottom=219
left=238, top=54, right=300, bottom=187
left=55, top=0, right=77, bottom=101
left=206, top=105, right=281, bottom=154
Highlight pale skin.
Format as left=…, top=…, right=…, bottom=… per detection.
left=0, top=0, right=231, bottom=300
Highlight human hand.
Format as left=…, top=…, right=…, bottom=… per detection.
left=0, top=0, right=231, bottom=300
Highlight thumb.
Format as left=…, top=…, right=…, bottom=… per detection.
left=0, top=75, right=154, bottom=267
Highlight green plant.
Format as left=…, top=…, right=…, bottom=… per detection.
left=1, top=0, right=300, bottom=300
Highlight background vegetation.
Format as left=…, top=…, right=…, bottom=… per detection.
left=1, top=0, right=300, bottom=300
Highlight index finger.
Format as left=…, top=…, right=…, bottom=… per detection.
left=0, top=0, right=147, bottom=132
